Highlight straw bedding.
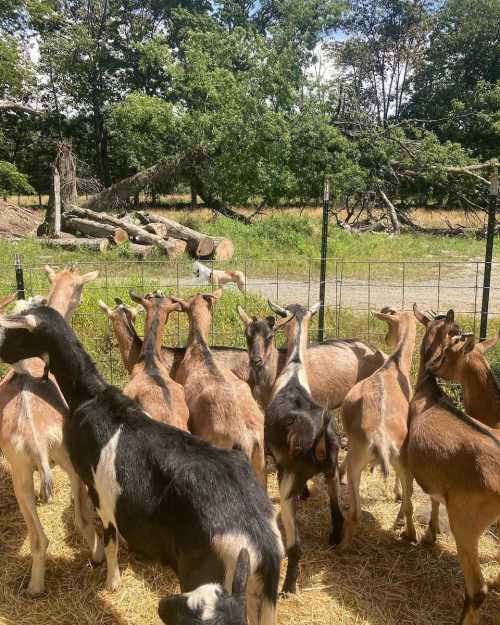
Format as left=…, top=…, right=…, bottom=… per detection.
left=0, top=454, right=498, bottom=625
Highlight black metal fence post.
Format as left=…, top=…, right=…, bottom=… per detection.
left=479, top=164, right=498, bottom=341
left=15, top=254, right=25, bottom=299
left=317, top=177, right=330, bottom=342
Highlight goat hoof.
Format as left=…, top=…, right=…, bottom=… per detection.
left=401, top=529, right=417, bottom=543
left=329, top=531, right=342, bottom=548
left=26, top=585, right=46, bottom=599
left=421, top=531, right=437, bottom=546
left=280, top=585, right=297, bottom=597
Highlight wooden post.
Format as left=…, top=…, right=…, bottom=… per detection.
left=54, top=168, right=61, bottom=236
left=479, top=164, right=498, bottom=341
left=15, top=254, right=25, bottom=299
left=318, top=177, right=330, bottom=343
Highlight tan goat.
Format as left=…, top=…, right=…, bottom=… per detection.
left=416, top=320, right=500, bottom=545
left=338, top=307, right=416, bottom=550
left=123, top=291, right=189, bottom=429
left=0, top=266, right=102, bottom=596
left=237, top=305, right=387, bottom=410
left=172, top=289, right=266, bottom=485
left=98, top=298, right=142, bottom=375
left=402, top=306, right=500, bottom=625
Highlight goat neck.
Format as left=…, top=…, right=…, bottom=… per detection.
left=186, top=300, right=212, bottom=353
left=460, top=351, right=500, bottom=427
left=284, top=314, right=309, bottom=367
left=141, top=302, right=169, bottom=364
left=112, top=312, right=142, bottom=374
left=253, top=346, right=279, bottom=407
left=389, top=313, right=417, bottom=377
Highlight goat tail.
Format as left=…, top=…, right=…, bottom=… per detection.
left=370, top=432, right=391, bottom=480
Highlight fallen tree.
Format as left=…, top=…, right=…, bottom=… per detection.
left=82, top=159, right=250, bottom=224
left=41, top=237, right=110, bottom=253
left=62, top=216, right=129, bottom=245
left=136, top=212, right=234, bottom=261
left=65, top=205, right=186, bottom=257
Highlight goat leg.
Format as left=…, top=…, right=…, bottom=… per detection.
left=279, top=471, right=301, bottom=595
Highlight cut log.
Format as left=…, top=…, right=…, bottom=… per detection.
left=136, top=212, right=234, bottom=261
left=63, top=216, right=129, bottom=245
left=41, top=237, right=109, bottom=253
left=129, top=243, right=155, bottom=259
left=66, top=205, right=186, bottom=257
left=144, top=222, right=169, bottom=238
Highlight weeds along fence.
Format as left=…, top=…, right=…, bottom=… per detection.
left=1, top=255, right=500, bottom=387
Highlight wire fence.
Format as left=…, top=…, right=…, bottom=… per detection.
left=1, top=255, right=499, bottom=385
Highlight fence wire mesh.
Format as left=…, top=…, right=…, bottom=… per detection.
left=1, top=256, right=499, bottom=387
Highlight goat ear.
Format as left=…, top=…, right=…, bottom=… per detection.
left=114, top=297, right=125, bottom=305
left=0, top=293, right=17, bottom=311
left=0, top=313, right=38, bottom=331
left=232, top=548, right=250, bottom=596
left=98, top=300, right=111, bottom=316
left=445, top=309, right=455, bottom=324
left=212, top=288, right=223, bottom=301
left=308, top=302, right=321, bottom=316
left=268, top=300, right=288, bottom=318
left=476, top=332, right=499, bottom=354
left=273, top=313, right=294, bottom=332
left=168, top=300, right=183, bottom=313
left=129, top=289, right=148, bottom=308
left=413, top=303, right=430, bottom=327
left=80, top=270, right=99, bottom=284
left=373, top=310, right=392, bottom=322
left=44, top=265, right=56, bottom=283
left=236, top=304, right=252, bottom=327
left=266, top=316, right=276, bottom=329
left=170, top=296, right=189, bottom=311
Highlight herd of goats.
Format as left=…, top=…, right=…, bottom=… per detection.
left=0, top=265, right=498, bottom=625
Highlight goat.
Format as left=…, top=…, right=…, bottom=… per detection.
left=426, top=329, right=500, bottom=429
left=172, top=290, right=266, bottom=485
left=0, top=266, right=102, bottom=596
left=0, top=306, right=283, bottom=625
left=414, top=309, right=500, bottom=545
left=265, top=301, right=344, bottom=595
left=102, top=297, right=252, bottom=384
left=401, top=305, right=500, bottom=625
left=121, top=290, right=189, bottom=429
left=236, top=305, right=387, bottom=410
left=98, top=298, right=143, bottom=374
left=159, top=548, right=250, bottom=625
left=193, top=260, right=247, bottom=292
left=338, top=307, right=416, bottom=550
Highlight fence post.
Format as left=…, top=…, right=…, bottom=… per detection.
left=317, top=177, right=330, bottom=342
left=15, top=254, right=25, bottom=299
left=479, top=163, right=498, bottom=341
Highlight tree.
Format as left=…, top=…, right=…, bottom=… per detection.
left=0, top=160, right=34, bottom=198
left=333, top=0, right=433, bottom=124
left=408, top=0, right=500, bottom=159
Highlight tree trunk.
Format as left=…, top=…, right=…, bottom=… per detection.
left=83, top=159, right=250, bottom=223
left=191, top=182, right=198, bottom=209
left=136, top=211, right=234, bottom=261
left=41, top=237, right=109, bottom=252
left=66, top=205, right=186, bottom=257
left=62, top=216, right=129, bottom=245
left=379, top=190, right=400, bottom=235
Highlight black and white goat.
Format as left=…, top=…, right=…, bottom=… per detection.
left=159, top=548, right=251, bottom=625
left=265, top=301, right=344, bottom=595
left=0, top=306, right=282, bottom=625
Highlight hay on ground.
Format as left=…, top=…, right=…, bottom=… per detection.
left=0, top=455, right=498, bottom=625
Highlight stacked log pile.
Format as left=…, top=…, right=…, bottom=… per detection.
left=40, top=205, right=234, bottom=260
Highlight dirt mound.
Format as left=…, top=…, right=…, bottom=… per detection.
left=0, top=199, right=40, bottom=238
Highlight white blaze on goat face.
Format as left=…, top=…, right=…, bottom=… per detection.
left=185, top=583, right=223, bottom=621
left=92, top=426, right=123, bottom=532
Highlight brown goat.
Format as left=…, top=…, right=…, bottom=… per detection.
left=0, top=266, right=102, bottom=596
left=172, top=289, right=266, bottom=485
left=105, top=299, right=252, bottom=384
left=124, top=291, right=189, bottom=430
left=402, top=306, right=500, bottom=625
left=339, top=307, right=416, bottom=550
left=236, top=305, right=386, bottom=410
